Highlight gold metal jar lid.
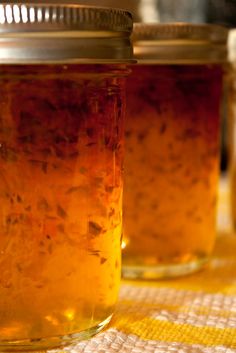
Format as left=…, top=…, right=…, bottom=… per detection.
left=0, top=2, right=133, bottom=63
left=132, top=23, right=228, bottom=64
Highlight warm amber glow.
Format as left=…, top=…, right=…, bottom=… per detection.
left=0, top=64, right=124, bottom=343
left=121, top=240, right=127, bottom=250
left=64, top=309, right=75, bottom=321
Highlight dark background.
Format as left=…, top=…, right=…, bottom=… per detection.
left=72, top=0, right=236, bottom=26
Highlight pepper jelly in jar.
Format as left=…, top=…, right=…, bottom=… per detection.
left=227, top=30, right=236, bottom=231
left=123, top=23, right=227, bottom=279
left=0, top=3, right=133, bottom=351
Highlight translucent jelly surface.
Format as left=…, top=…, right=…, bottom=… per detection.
left=0, top=64, right=125, bottom=348
left=123, top=64, right=223, bottom=277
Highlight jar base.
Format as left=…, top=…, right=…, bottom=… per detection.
left=122, top=257, right=209, bottom=280
left=0, top=315, right=112, bottom=352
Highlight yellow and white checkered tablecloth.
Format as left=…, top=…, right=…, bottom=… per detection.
left=51, top=177, right=236, bottom=353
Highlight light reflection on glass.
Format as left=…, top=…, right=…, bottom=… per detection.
left=6, top=4, right=13, bottom=24
left=44, top=8, right=50, bottom=22
left=21, top=5, right=28, bottom=24
left=37, top=7, right=43, bottom=23
left=0, top=5, right=6, bottom=24
left=13, top=5, right=20, bottom=24
left=29, top=7, right=35, bottom=23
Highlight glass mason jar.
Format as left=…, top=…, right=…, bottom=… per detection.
left=122, top=23, right=228, bottom=279
left=0, top=3, right=133, bottom=351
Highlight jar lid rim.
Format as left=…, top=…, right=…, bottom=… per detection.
left=0, top=3, right=134, bottom=63
left=132, top=22, right=228, bottom=44
left=132, top=22, right=228, bottom=63
left=0, top=3, right=133, bottom=34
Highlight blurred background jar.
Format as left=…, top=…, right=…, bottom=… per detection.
left=122, top=23, right=228, bottom=279
left=73, top=0, right=236, bottom=176
left=228, top=30, right=236, bottom=231
left=0, top=3, right=133, bottom=351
